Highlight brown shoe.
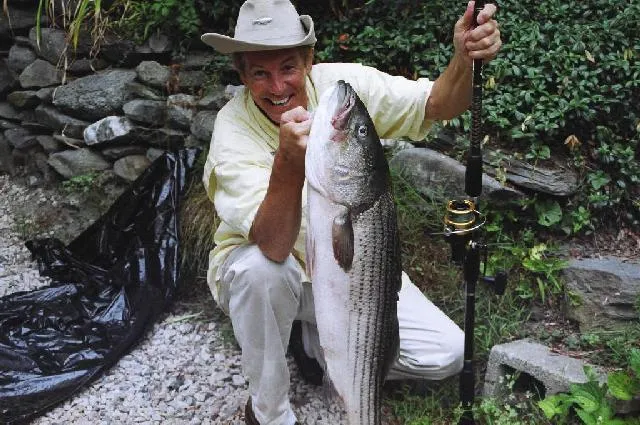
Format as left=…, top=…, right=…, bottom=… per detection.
left=244, top=397, right=300, bottom=425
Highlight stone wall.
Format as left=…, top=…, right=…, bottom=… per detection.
left=0, top=4, right=228, bottom=186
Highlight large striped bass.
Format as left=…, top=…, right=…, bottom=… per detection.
left=305, top=80, right=401, bottom=425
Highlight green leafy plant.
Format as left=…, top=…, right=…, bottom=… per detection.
left=62, top=172, right=98, bottom=194
left=525, top=142, right=551, bottom=163
left=115, top=0, right=201, bottom=42
left=534, top=200, right=563, bottom=228
left=519, top=243, right=567, bottom=303
left=539, top=350, right=640, bottom=425
left=584, top=126, right=640, bottom=225
left=472, top=395, right=544, bottom=425
left=310, top=0, right=640, bottom=229
left=568, top=205, right=593, bottom=234
left=538, top=367, right=611, bottom=424
left=460, top=372, right=548, bottom=425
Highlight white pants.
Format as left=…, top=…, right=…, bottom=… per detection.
left=216, top=244, right=464, bottom=425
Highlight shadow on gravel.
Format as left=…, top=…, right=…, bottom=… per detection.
left=0, top=149, right=200, bottom=424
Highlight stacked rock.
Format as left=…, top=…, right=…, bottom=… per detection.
left=1, top=5, right=235, bottom=185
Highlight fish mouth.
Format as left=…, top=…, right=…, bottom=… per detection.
left=330, top=80, right=355, bottom=140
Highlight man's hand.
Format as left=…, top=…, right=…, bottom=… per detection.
left=249, top=106, right=311, bottom=263
left=277, top=106, right=311, bottom=177
left=424, top=1, right=500, bottom=120
left=454, top=1, right=502, bottom=64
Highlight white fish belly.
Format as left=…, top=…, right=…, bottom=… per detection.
left=307, top=187, right=400, bottom=425
left=307, top=187, right=352, bottom=398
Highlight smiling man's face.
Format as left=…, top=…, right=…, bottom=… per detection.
left=238, top=47, right=313, bottom=124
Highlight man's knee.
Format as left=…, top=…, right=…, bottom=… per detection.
left=418, top=328, right=465, bottom=380
left=227, top=246, right=302, bottom=305
left=434, top=329, right=464, bottom=378
left=395, top=328, right=465, bottom=381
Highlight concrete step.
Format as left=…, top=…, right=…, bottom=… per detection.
left=483, top=339, right=603, bottom=399
left=483, top=339, right=640, bottom=415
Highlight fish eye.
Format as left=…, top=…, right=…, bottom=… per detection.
left=357, top=125, right=368, bottom=137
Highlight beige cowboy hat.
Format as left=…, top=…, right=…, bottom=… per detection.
left=201, top=0, right=316, bottom=54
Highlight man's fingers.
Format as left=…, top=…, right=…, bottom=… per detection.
left=454, top=1, right=501, bottom=63
left=289, top=120, right=312, bottom=136
left=468, top=36, right=502, bottom=61
left=465, top=22, right=500, bottom=50
left=280, top=106, right=311, bottom=124
left=281, top=119, right=311, bottom=141
left=477, top=3, right=497, bottom=25
left=468, top=19, right=499, bottom=41
left=460, top=2, right=497, bottom=28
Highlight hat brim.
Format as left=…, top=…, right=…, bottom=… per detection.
left=201, top=15, right=316, bottom=54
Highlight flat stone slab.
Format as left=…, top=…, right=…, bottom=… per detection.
left=562, top=257, right=640, bottom=331
left=390, top=147, right=524, bottom=204
left=483, top=339, right=604, bottom=398
left=484, top=151, right=579, bottom=196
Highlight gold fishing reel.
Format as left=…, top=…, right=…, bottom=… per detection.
left=443, top=199, right=485, bottom=236
left=442, top=198, right=485, bottom=265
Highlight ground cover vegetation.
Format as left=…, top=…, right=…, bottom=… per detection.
left=538, top=349, right=640, bottom=425
left=12, top=0, right=640, bottom=423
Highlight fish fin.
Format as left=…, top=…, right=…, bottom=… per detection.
left=332, top=211, right=354, bottom=271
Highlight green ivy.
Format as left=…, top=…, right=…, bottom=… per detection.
left=306, top=0, right=640, bottom=230
left=115, top=0, right=202, bottom=42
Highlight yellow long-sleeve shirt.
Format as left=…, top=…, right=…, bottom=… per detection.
left=202, top=62, right=433, bottom=303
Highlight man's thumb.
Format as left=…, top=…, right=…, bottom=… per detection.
left=457, top=0, right=476, bottom=30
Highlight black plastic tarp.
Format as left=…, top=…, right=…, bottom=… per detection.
left=0, top=148, right=200, bottom=424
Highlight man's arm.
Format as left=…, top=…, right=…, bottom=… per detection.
left=249, top=107, right=310, bottom=262
left=425, top=1, right=501, bottom=121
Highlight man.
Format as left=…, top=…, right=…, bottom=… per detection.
left=200, top=1, right=501, bottom=424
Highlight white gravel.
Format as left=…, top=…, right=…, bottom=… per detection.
left=0, top=175, right=349, bottom=425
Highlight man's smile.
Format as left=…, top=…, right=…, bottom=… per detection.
left=267, top=96, right=293, bottom=106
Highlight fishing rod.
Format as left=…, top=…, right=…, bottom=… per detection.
left=442, top=1, right=507, bottom=424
